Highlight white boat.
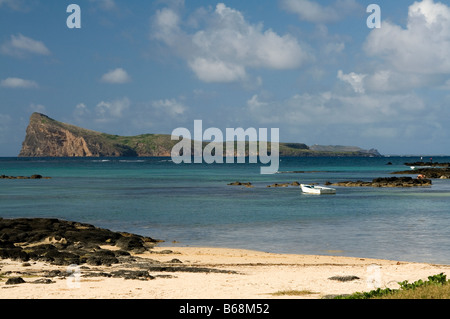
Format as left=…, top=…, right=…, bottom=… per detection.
left=301, top=184, right=336, bottom=195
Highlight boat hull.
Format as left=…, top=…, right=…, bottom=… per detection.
left=301, top=184, right=336, bottom=195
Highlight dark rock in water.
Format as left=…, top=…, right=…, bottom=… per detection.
left=392, top=167, right=450, bottom=179
left=405, top=162, right=450, bottom=168
left=6, top=277, right=26, bottom=285
left=227, top=181, right=253, bottom=187
left=0, top=174, right=50, bottom=180
left=267, top=182, right=301, bottom=188
left=332, top=177, right=432, bottom=188
left=267, top=183, right=289, bottom=188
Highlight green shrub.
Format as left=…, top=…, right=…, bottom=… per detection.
left=334, top=273, right=448, bottom=299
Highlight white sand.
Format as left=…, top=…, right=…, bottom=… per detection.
left=1, top=246, right=449, bottom=299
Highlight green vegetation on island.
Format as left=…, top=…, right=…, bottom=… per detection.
left=19, top=113, right=382, bottom=158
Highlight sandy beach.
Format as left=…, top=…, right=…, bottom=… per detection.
left=1, top=245, right=449, bottom=299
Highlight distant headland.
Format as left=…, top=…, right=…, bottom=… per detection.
left=19, top=113, right=382, bottom=158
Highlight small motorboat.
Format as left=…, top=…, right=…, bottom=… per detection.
left=301, top=184, right=336, bottom=195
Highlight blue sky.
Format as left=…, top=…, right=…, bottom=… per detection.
left=1, top=0, right=449, bottom=156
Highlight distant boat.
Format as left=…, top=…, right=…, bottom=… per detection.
left=301, top=184, right=336, bottom=195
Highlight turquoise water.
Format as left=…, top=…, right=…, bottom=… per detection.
left=1, top=156, right=450, bottom=264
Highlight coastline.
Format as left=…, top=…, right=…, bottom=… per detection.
left=1, top=245, right=449, bottom=299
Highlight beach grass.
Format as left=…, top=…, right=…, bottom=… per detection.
left=271, top=289, right=318, bottom=296
left=376, top=283, right=450, bottom=299
left=335, top=273, right=450, bottom=299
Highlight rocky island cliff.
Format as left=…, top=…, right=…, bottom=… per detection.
left=19, top=113, right=381, bottom=158
left=19, top=113, right=175, bottom=157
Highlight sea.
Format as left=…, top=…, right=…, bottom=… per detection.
left=1, top=156, right=450, bottom=265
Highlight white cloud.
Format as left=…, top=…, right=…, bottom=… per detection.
left=246, top=90, right=426, bottom=131
left=89, top=0, right=117, bottom=11
left=248, top=89, right=439, bottom=153
left=339, top=0, right=450, bottom=94
left=0, top=0, right=30, bottom=11
left=72, top=103, right=92, bottom=126
left=409, top=0, right=450, bottom=26
left=0, top=77, right=38, bottom=88
left=29, top=103, right=46, bottom=113
left=1, top=34, right=50, bottom=57
left=281, top=0, right=361, bottom=24
left=152, top=3, right=309, bottom=83
left=152, top=98, right=186, bottom=117
left=73, top=103, right=90, bottom=117
left=364, top=69, right=439, bottom=93
left=365, top=0, right=450, bottom=74
left=95, top=97, right=130, bottom=121
left=101, top=68, right=131, bottom=84
left=153, top=7, right=182, bottom=46
left=361, top=127, right=399, bottom=139
left=337, top=70, right=366, bottom=93
left=188, top=58, right=246, bottom=83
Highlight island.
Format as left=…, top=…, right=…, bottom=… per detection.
left=19, top=113, right=381, bottom=158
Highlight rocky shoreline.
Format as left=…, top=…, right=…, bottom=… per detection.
left=228, top=164, right=450, bottom=189
left=227, top=181, right=301, bottom=188
left=0, top=218, right=234, bottom=285
left=228, top=177, right=433, bottom=189
left=405, top=162, right=450, bottom=168
left=330, top=177, right=432, bottom=188
left=0, top=175, right=51, bottom=180
left=392, top=168, right=450, bottom=179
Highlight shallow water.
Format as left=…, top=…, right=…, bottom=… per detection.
left=1, top=156, right=449, bottom=264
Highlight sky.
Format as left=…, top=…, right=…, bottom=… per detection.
left=0, top=0, right=449, bottom=156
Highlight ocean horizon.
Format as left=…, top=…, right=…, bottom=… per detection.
left=1, top=155, right=450, bottom=265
